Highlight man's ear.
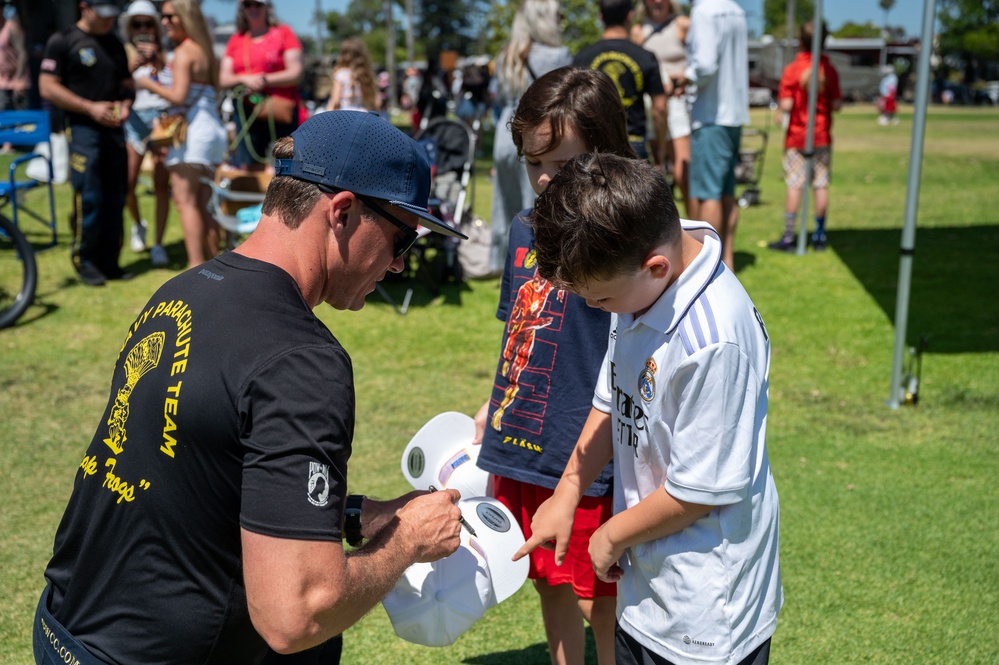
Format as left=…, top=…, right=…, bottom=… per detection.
left=329, top=191, right=357, bottom=232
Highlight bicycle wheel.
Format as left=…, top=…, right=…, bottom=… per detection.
left=0, top=213, right=37, bottom=329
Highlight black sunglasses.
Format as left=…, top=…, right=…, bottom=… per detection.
left=357, top=195, right=422, bottom=258
left=242, top=1, right=266, bottom=8
left=131, top=20, right=156, bottom=29
left=160, top=13, right=175, bottom=21
left=317, top=185, right=421, bottom=258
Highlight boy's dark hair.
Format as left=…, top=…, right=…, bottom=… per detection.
left=599, top=0, right=634, bottom=28
left=531, top=153, right=680, bottom=290
left=511, top=66, right=637, bottom=160
left=799, top=20, right=828, bottom=53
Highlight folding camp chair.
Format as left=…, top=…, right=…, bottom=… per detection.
left=0, top=111, right=58, bottom=248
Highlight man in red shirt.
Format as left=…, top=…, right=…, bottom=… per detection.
left=768, top=20, right=842, bottom=251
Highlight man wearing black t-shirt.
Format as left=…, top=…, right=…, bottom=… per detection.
left=33, top=112, right=468, bottom=665
left=39, top=0, right=133, bottom=286
left=574, top=0, right=667, bottom=162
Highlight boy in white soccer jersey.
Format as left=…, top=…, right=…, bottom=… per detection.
left=515, top=153, right=783, bottom=665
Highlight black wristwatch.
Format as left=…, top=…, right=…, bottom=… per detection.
left=344, top=494, right=365, bottom=547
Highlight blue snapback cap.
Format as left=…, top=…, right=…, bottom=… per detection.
left=274, top=111, right=466, bottom=239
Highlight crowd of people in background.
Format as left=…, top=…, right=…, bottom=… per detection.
left=25, top=0, right=911, bottom=663
left=6, top=0, right=773, bottom=289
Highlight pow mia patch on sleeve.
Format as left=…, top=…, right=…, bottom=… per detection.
left=307, top=461, right=330, bottom=507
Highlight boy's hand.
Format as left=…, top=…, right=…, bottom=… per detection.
left=588, top=521, right=625, bottom=583
left=513, top=492, right=577, bottom=565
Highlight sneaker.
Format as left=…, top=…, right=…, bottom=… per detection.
left=150, top=244, right=169, bottom=267
left=77, top=262, right=107, bottom=286
left=767, top=234, right=796, bottom=252
left=812, top=234, right=828, bottom=251
left=130, top=219, right=148, bottom=252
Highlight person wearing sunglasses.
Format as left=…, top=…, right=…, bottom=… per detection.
left=219, top=0, right=303, bottom=170
left=120, top=0, right=172, bottom=267
left=136, top=0, right=227, bottom=269
left=39, top=0, right=134, bottom=286
left=33, top=110, right=468, bottom=665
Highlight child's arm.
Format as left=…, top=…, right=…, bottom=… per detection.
left=471, top=399, right=489, bottom=445
left=513, top=407, right=613, bottom=565
left=588, top=487, right=712, bottom=582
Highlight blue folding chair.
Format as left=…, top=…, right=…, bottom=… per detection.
left=0, top=110, right=58, bottom=249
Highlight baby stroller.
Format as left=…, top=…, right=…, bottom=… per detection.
left=379, top=116, right=477, bottom=312
left=736, top=127, right=769, bottom=208
left=201, top=166, right=271, bottom=248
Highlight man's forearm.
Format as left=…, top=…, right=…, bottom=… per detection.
left=287, top=519, right=421, bottom=651
left=39, top=75, right=93, bottom=116
left=357, top=493, right=413, bottom=540
left=245, top=531, right=419, bottom=655
left=245, top=491, right=460, bottom=654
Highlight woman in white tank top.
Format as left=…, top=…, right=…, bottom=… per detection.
left=136, top=0, right=227, bottom=268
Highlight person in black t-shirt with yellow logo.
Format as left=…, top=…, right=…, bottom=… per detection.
left=40, top=0, right=133, bottom=286
left=574, top=0, right=667, bottom=163
left=33, top=111, right=469, bottom=665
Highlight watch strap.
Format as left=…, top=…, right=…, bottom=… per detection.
left=344, top=494, right=365, bottom=547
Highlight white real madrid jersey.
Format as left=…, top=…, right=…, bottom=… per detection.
left=592, top=221, right=782, bottom=665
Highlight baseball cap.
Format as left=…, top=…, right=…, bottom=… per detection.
left=84, top=0, right=122, bottom=18
left=382, top=497, right=529, bottom=646
left=274, top=111, right=467, bottom=240
left=401, top=412, right=491, bottom=500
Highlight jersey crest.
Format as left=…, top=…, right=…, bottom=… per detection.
left=638, top=357, right=657, bottom=402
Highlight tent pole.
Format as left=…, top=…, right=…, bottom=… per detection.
left=887, top=0, right=937, bottom=408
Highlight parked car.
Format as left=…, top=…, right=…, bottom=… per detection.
left=980, top=81, right=999, bottom=106
left=933, top=81, right=973, bottom=105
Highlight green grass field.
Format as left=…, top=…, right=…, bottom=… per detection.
left=1, top=103, right=997, bottom=664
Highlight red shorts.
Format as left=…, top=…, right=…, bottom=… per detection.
left=493, top=474, right=617, bottom=599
